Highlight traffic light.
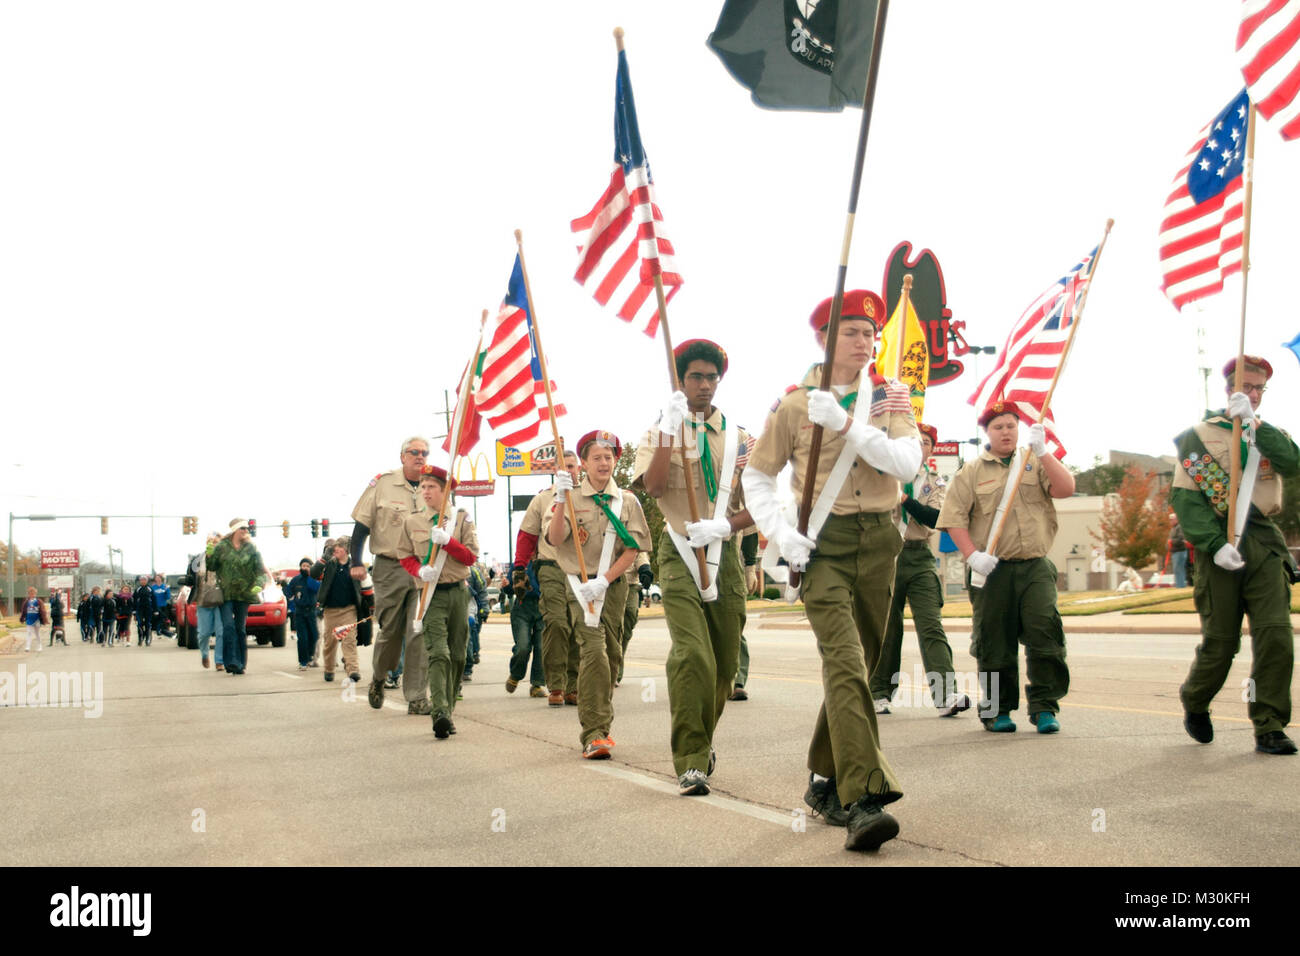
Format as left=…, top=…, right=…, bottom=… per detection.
left=181, top=517, right=188, bottom=535
left=310, top=519, right=319, bottom=538
left=100, top=517, right=108, bottom=534
left=189, top=516, right=198, bottom=534
left=320, top=518, right=330, bottom=538
left=282, top=520, right=290, bottom=538
left=248, top=518, right=257, bottom=537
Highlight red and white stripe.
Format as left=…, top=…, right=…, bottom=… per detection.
left=1157, top=127, right=1246, bottom=312
left=571, top=164, right=682, bottom=338
left=1238, top=0, right=1300, bottom=139
left=472, top=305, right=565, bottom=450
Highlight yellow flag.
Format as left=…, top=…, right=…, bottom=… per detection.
left=875, top=292, right=929, bottom=421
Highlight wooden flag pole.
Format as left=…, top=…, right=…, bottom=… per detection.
left=983, top=218, right=1114, bottom=559
left=515, top=230, right=595, bottom=614
left=418, top=311, right=488, bottom=621
left=791, top=0, right=890, bottom=590
left=1227, top=104, right=1258, bottom=548
left=893, top=274, right=913, bottom=381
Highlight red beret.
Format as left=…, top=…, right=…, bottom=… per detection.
left=1222, top=355, right=1273, bottom=380
left=977, top=400, right=1020, bottom=429
left=674, top=338, right=729, bottom=376
left=917, top=423, right=938, bottom=444
left=809, top=289, right=887, bottom=333
left=577, top=429, right=622, bottom=460
left=419, top=464, right=457, bottom=489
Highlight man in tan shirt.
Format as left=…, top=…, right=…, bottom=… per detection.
left=937, top=401, right=1074, bottom=734
left=546, top=430, right=651, bottom=759
left=743, top=289, right=920, bottom=852
left=350, top=435, right=432, bottom=714
left=518, top=450, right=584, bottom=705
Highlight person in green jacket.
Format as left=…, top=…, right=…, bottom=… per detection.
left=207, top=518, right=272, bottom=676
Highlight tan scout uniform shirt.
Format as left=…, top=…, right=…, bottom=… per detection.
left=937, top=450, right=1057, bottom=559
left=351, top=468, right=426, bottom=559
left=630, top=407, right=751, bottom=536
left=1170, top=416, right=1285, bottom=515
left=520, top=487, right=564, bottom=561
left=623, top=550, right=651, bottom=585
left=749, top=365, right=920, bottom=515
left=400, top=509, right=478, bottom=584
left=547, top=477, right=652, bottom=577
left=901, top=465, right=947, bottom=547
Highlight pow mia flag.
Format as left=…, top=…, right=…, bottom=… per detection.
left=707, top=0, right=877, bottom=112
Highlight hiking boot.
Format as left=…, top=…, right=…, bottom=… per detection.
left=368, top=679, right=384, bottom=708
left=506, top=677, right=520, bottom=694
left=324, top=672, right=335, bottom=682
left=548, top=690, right=565, bottom=706
left=1184, top=710, right=1213, bottom=744
left=803, top=775, right=848, bottom=827
left=844, top=794, right=900, bottom=852
left=432, top=714, right=452, bottom=739
left=529, top=685, right=547, bottom=698
left=729, top=685, right=748, bottom=701
left=938, top=693, right=971, bottom=718
left=1255, top=730, right=1298, bottom=755
left=678, top=769, right=710, bottom=796
left=1031, top=711, right=1059, bottom=734
left=348, top=672, right=361, bottom=683
left=564, top=692, right=578, bottom=706
left=408, top=698, right=432, bottom=716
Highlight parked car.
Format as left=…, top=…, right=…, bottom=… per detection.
left=175, top=556, right=289, bottom=649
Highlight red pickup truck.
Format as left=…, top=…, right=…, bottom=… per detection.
left=175, top=565, right=288, bottom=649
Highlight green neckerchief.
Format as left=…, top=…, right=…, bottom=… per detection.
left=1204, top=409, right=1250, bottom=468
left=803, top=385, right=858, bottom=411
left=423, top=513, right=446, bottom=564
left=591, top=493, right=639, bottom=549
left=687, top=412, right=726, bottom=503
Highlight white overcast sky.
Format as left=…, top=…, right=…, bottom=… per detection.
left=4, top=0, right=1297, bottom=577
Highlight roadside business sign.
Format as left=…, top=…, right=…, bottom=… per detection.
left=40, top=549, right=80, bottom=569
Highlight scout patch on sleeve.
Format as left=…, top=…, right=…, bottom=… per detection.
left=369, top=473, right=383, bottom=488
left=770, top=385, right=799, bottom=413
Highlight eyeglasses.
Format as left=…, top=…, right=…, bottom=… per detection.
left=405, top=448, right=430, bottom=457
left=1240, top=383, right=1267, bottom=395
left=685, top=372, right=720, bottom=385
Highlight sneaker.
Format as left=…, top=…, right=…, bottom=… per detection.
left=433, top=714, right=452, bottom=739
left=455, top=691, right=463, bottom=701
left=308, top=661, right=320, bottom=668
left=548, top=690, right=564, bottom=706
left=874, top=697, right=891, bottom=715
left=844, top=794, right=900, bottom=852
left=529, top=685, right=547, bottom=698
left=408, top=698, right=432, bottom=716
left=1031, top=711, right=1060, bottom=734
left=803, top=775, right=848, bottom=827
left=1184, top=710, right=1213, bottom=744
left=708, top=748, right=717, bottom=776
left=368, top=679, right=384, bottom=709
left=938, top=693, right=971, bottom=718
left=473, top=652, right=481, bottom=664
left=324, top=672, right=335, bottom=682
left=564, top=692, right=579, bottom=706
left=729, top=685, right=749, bottom=701
left=1255, top=730, right=1298, bottom=755
left=506, top=678, right=520, bottom=694
left=678, top=769, right=710, bottom=796
left=982, top=712, right=1017, bottom=733
left=216, top=664, right=225, bottom=672
left=582, top=739, right=612, bottom=760
left=348, top=672, right=361, bottom=683
left=383, top=676, right=398, bottom=689
left=461, top=673, right=473, bottom=683
left=297, top=664, right=307, bottom=672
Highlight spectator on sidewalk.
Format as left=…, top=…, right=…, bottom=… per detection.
left=1168, top=516, right=1189, bottom=588
left=21, top=587, right=46, bottom=653
left=49, top=590, right=65, bottom=645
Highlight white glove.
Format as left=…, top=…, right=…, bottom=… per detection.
left=577, top=576, right=609, bottom=605
left=685, top=517, right=732, bottom=549
left=553, top=470, right=574, bottom=502
left=842, top=421, right=921, bottom=482
left=418, top=565, right=437, bottom=582
left=429, top=526, right=451, bottom=546
left=1227, top=392, right=1255, bottom=427
left=1028, top=423, right=1047, bottom=457
left=807, top=390, right=848, bottom=432
left=777, top=525, right=816, bottom=573
left=659, top=390, right=689, bottom=436
left=1213, top=543, right=1245, bottom=571
left=967, top=551, right=999, bottom=577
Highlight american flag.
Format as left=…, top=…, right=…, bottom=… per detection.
left=443, top=255, right=565, bottom=457
left=1238, top=0, right=1300, bottom=140
left=571, top=47, right=682, bottom=338
left=1158, top=89, right=1249, bottom=312
left=967, top=249, right=1099, bottom=461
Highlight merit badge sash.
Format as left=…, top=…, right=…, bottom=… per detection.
left=665, top=417, right=740, bottom=602
left=970, top=448, right=1023, bottom=591
left=567, top=485, right=622, bottom=627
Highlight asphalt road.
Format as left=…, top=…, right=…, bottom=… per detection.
left=2, top=613, right=1297, bottom=867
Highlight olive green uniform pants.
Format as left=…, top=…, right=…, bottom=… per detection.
left=968, top=557, right=1068, bottom=717
left=801, top=513, right=903, bottom=808
left=1181, top=525, right=1294, bottom=735
left=616, top=583, right=641, bottom=683
left=421, top=583, right=469, bottom=720
left=568, top=578, right=627, bottom=747
left=871, top=542, right=956, bottom=706
left=537, top=562, right=581, bottom=695
left=370, top=554, right=429, bottom=703
left=661, top=537, right=745, bottom=776
left=734, top=635, right=750, bottom=689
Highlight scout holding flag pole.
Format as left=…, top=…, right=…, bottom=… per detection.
left=1226, top=102, right=1257, bottom=546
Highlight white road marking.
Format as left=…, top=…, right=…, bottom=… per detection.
left=273, top=671, right=303, bottom=680
left=384, top=701, right=407, bottom=712
left=586, top=763, right=793, bottom=827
